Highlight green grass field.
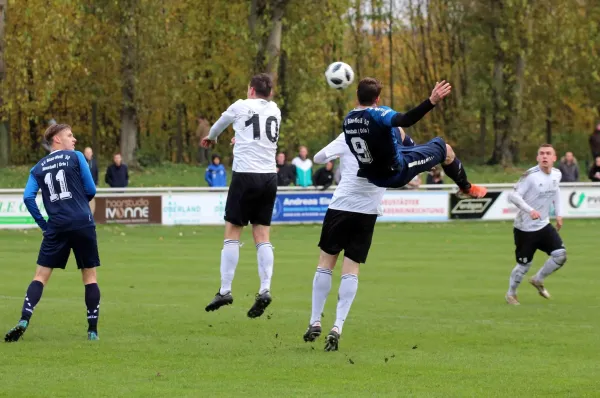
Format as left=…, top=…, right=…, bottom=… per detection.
left=1, top=221, right=599, bottom=397
left=0, top=163, right=527, bottom=188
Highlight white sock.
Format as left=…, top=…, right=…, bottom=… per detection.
left=257, top=242, right=274, bottom=294
left=534, top=257, right=561, bottom=282
left=219, top=240, right=240, bottom=295
left=334, top=274, right=358, bottom=335
left=309, top=268, right=332, bottom=325
left=508, top=263, right=531, bottom=295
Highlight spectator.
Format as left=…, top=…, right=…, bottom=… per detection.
left=276, top=152, right=296, bottom=186
left=426, top=166, right=444, bottom=185
left=292, top=145, right=313, bottom=187
left=195, top=114, right=211, bottom=164
left=589, top=123, right=600, bottom=160
left=205, top=154, right=227, bottom=187
left=404, top=174, right=421, bottom=190
left=105, top=153, right=129, bottom=188
left=84, top=147, right=99, bottom=186
left=588, top=156, right=600, bottom=182
left=558, top=151, right=579, bottom=182
left=313, top=161, right=335, bottom=190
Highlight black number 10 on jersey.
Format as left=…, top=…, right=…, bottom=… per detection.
left=245, top=114, right=279, bottom=143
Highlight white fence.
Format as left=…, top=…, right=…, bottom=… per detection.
left=1, top=183, right=600, bottom=229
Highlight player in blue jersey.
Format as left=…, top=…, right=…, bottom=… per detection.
left=344, top=78, right=487, bottom=199
left=4, top=124, right=102, bottom=342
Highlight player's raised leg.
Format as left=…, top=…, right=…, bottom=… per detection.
left=325, top=257, right=359, bottom=352
left=5, top=266, right=52, bottom=342
left=442, top=144, right=487, bottom=199
left=205, top=222, right=240, bottom=312
left=304, top=250, right=337, bottom=342
left=530, top=226, right=566, bottom=299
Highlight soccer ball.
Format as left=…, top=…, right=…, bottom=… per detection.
left=325, top=62, right=355, bottom=90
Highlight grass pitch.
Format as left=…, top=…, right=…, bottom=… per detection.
left=1, top=221, right=599, bottom=397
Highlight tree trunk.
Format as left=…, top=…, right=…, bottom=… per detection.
left=176, top=104, right=184, bottom=163
left=264, top=0, right=289, bottom=86
left=546, top=105, right=552, bottom=144
left=120, top=0, right=138, bottom=165
left=487, top=0, right=505, bottom=165
left=479, top=106, right=486, bottom=163
left=91, top=101, right=98, bottom=155
left=0, top=0, right=8, bottom=166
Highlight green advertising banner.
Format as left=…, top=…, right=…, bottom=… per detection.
left=0, top=195, right=47, bottom=229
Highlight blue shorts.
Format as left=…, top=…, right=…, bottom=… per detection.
left=368, top=137, right=447, bottom=188
left=37, top=226, right=100, bottom=269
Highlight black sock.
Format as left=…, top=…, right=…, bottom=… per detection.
left=442, top=158, right=471, bottom=190
left=21, top=280, right=44, bottom=322
left=85, top=283, right=101, bottom=333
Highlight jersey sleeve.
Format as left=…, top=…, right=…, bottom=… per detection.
left=75, top=151, right=97, bottom=200
left=23, top=168, right=47, bottom=231
left=508, top=173, right=534, bottom=213
left=314, top=133, right=346, bottom=164
left=367, top=106, right=398, bottom=127
left=207, top=100, right=243, bottom=140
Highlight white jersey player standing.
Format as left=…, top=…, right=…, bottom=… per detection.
left=201, top=73, right=281, bottom=318
left=505, top=144, right=566, bottom=305
left=303, top=130, right=398, bottom=351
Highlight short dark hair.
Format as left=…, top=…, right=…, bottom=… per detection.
left=357, top=77, right=383, bottom=105
left=250, top=73, right=273, bottom=98
left=43, top=123, right=71, bottom=144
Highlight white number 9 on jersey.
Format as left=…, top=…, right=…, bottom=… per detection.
left=350, top=137, right=373, bottom=164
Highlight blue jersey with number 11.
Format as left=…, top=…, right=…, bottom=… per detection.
left=24, top=150, right=96, bottom=232
left=343, top=106, right=402, bottom=180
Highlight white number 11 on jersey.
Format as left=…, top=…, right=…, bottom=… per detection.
left=44, top=169, right=72, bottom=202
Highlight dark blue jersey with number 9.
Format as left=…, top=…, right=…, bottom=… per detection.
left=24, top=150, right=97, bottom=232
left=343, top=106, right=402, bottom=179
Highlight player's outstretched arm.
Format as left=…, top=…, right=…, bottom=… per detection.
left=386, top=81, right=451, bottom=128
left=314, top=133, right=345, bottom=164
left=23, top=173, right=47, bottom=231
left=554, top=185, right=563, bottom=231
left=76, top=151, right=97, bottom=200
left=202, top=104, right=238, bottom=148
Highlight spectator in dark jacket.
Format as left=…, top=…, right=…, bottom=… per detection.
left=84, top=147, right=99, bottom=186
left=589, top=156, right=600, bottom=182
left=205, top=154, right=227, bottom=187
left=426, top=166, right=444, bottom=185
left=589, top=123, right=600, bottom=160
left=276, top=152, right=296, bottom=186
left=313, top=161, right=335, bottom=190
left=105, top=153, right=129, bottom=188
left=558, top=152, right=579, bottom=182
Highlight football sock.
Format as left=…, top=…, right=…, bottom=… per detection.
left=508, top=263, right=531, bottom=295
left=219, top=240, right=240, bottom=295
left=442, top=157, right=471, bottom=190
left=334, top=274, right=358, bottom=335
left=534, top=257, right=562, bottom=282
left=309, top=268, right=332, bottom=325
left=256, top=242, right=274, bottom=294
left=20, top=280, right=44, bottom=322
left=85, top=283, right=101, bottom=333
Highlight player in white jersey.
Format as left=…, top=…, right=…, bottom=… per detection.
left=505, top=144, right=566, bottom=305
left=302, top=130, right=403, bottom=351
left=201, top=73, right=281, bottom=318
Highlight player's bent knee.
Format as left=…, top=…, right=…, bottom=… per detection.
left=444, top=144, right=455, bottom=164
left=551, top=248, right=567, bottom=265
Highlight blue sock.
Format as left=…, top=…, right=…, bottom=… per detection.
left=21, top=280, right=44, bottom=322
left=85, top=283, right=101, bottom=333
left=442, top=158, right=471, bottom=190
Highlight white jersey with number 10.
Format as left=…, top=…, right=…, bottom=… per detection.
left=209, top=98, right=281, bottom=173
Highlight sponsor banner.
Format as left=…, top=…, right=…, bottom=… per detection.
left=480, top=191, right=519, bottom=220
left=162, top=192, right=227, bottom=225
left=449, top=191, right=503, bottom=219
left=562, top=188, right=600, bottom=217
left=272, top=193, right=333, bottom=223
left=0, top=195, right=47, bottom=229
left=379, top=191, right=448, bottom=222
left=94, top=196, right=162, bottom=225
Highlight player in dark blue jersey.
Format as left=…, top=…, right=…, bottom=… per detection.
left=344, top=78, right=487, bottom=199
left=4, top=124, right=102, bottom=342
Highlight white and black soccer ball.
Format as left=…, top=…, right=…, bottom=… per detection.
left=325, top=62, right=355, bottom=90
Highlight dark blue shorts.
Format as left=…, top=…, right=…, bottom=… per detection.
left=368, top=137, right=447, bottom=188
left=37, top=226, right=100, bottom=269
